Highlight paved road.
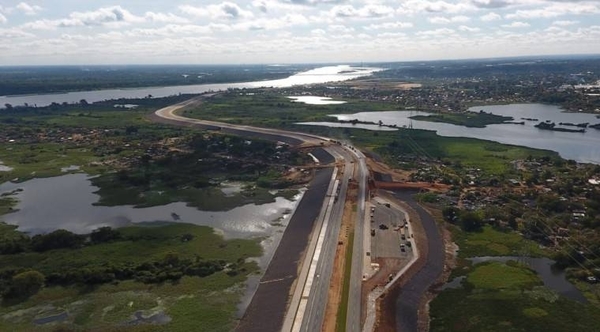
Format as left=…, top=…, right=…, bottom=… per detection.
left=372, top=205, right=405, bottom=259
left=300, top=147, right=353, bottom=332
left=347, top=151, right=368, bottom=332
left=238, top=167, right=334, bottom=332
left=392, top=190, right=444, bottom=332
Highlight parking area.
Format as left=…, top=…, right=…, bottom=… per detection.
left=369, top=202, right=412, bottom=259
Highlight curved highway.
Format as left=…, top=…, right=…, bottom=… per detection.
left=152, top=96, right=369, bottom=332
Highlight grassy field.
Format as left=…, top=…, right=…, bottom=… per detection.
left=375, top=129, right=556, bottom=175
left=0, top=223, right=262, bottom=331
left=430, top=261, right=600, bottom=332
left=467, top=261, right=542, bottom=289
left=452, top=225, right=548, bottom=258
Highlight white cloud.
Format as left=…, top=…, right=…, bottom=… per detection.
left=397, top=1, right=475, bottom=15
left=3, top=0, right=600, bottom=65
left=179, top=2, right=254, bottom=20
left=429, top=15, right=470, bottom=24
left=480, top=12, right=501, bottom=21
left=0, top=27, right=34, bottom=38
left=16, top=2, right=42, bottom=16
left=471, top=0, right=515, bottom=9
left=328, top=24, right=354, bottom=33
left=364, top=21, right=413, bottom=30
left=281, top=0, right=346, bottom=5
left=329, top=4, right=395, bottom=18
left=458, top=25, right=480, bottom=32
left=506, top=3, right=600, bottom=19
left=22, top=7, right=191, bottom=30
left=416, top=28, right=455, bottom=36
left=552, top=20, right=578, bottom=26
left=501, top=21, right=530, bottom=28
left=144, top=12, right=189, bottom=24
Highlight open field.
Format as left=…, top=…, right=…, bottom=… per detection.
left=452, top=225, right=548, bottom=259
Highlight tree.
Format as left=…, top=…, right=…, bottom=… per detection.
left=460, top=211, right=484, bottom=232
left=31, top=229, right=85, bottom=252
left=90, top=227, right=121, bottom=244
left=11, top=270, right=45, bottom=297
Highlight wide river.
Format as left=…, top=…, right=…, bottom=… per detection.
left=0, top=65, right=380, bottom=107
left=301, top=103, right=600, bottom=164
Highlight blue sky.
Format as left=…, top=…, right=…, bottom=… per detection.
left=0, top=0, right=599, bottom=65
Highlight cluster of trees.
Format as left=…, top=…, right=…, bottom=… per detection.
left=0, top=225, right=245, bottom=301
left=0, top=253, right=233, bottom=300
left=0, top=227, right=122, bottom=255
left=442, top=206, right=485, bottom=232
left=43, top=254, right=229, bottom=286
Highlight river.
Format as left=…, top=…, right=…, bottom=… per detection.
left=0, top=65, right=381, bottom=108
left=300, top=103, right=600, bottom=164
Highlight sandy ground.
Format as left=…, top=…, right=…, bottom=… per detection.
left=366, top=158, right=414, bottom=183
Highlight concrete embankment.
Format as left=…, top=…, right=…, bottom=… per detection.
left=236, top=167, right=334, bottom=332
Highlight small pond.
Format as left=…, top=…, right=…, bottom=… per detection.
left=0, top=173, right=303, bottom=269
left=443, top=256, right=587, bottom=303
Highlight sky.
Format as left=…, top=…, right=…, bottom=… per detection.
left=0, top=0, right=599, bottom=65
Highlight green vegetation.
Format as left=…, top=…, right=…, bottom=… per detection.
left=430, top=261, right=600, bottom=332
left=0, top=96, right=194, bottom=182
left=89, top=132, right=305, bottom=210
left=0, top=195, right=18, bottom=216
left=181, top=90, right=557, bottom=177
left=410, top=110, right=513, bottom=128
left=467, top=261, right=541, bottom=289
left=0, top=222, right=261, bottom=331
left=452, top=226, right=547, bottom=258
left=0, top=98, right=306, bottom=210
left=379, top=129, right=556, bottom=175
left=280, top=124, right=556, bottom=176
left=183, top=91, right=400, bottom=129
